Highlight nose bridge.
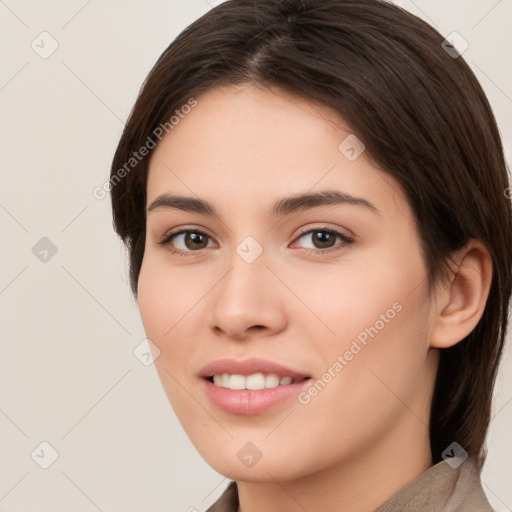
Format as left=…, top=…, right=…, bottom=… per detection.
left=220, top=236, right=270, bottom=306
left=235, top=234, right=266, bottom=267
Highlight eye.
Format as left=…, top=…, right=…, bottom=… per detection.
left=291, top=227, right=355, bottom=255
left=158, top=226, right=355, bottom=257
left=158, top=229, right=216, bottom=256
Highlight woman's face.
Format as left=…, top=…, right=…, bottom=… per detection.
left=138, top=84, right=439, bottom=481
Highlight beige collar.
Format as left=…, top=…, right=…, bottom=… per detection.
left=206, top=456, right=493, bottom=511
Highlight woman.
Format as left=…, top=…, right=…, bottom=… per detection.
left=109, top=0, right=511, bottom=510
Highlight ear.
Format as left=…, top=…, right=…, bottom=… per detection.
left=430, top=239, right=493, bottom=349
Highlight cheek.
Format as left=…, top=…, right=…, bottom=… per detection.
left=137, top=255, right=199, bottom=367
left=137, top=257, right=203, bottom=421
left=138, top=249, right=202, bottom=335
left=137, top=261, right=170, bottom=345
left=283, top=244, right=425, bottom=352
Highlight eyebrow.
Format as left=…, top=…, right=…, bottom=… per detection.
left=146, top=190, right=380, bottom=218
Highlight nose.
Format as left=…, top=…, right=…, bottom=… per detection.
left=208, top=247, right=288, bottom=341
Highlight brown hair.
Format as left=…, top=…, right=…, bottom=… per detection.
left=110, top=0, right=512, bottom=470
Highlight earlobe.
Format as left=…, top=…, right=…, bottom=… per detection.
left=430, top=239, right=493, bottom=349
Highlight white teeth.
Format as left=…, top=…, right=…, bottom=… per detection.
left=246, top=373, right=265, bottom=390
left=265, top=374, right=280, bottom=388
left=229, top=374, right=246, bottom=390
left=211, top=372, right=302, bottom=390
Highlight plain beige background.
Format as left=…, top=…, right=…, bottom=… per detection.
left=1, top=1, right=511, bottom=511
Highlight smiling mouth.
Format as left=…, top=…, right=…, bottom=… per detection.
left=205, top=373, right=311, bottom=391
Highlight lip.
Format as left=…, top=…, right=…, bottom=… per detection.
left=199, top=357, right=311, bottom=379
left=199, top=358, right=312, bottom=415
left=201, top=378, right=312, bottom=415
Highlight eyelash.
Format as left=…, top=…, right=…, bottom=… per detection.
left=157, top=226, right=355, bottom=258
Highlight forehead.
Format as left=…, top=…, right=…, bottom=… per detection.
left=146, top=84, right=407, bottom=220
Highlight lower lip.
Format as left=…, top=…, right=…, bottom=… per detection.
left=201, top=377, right=312, bottom=415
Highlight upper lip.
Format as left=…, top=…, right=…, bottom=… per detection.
left=199, top=358, right=311, bottom=379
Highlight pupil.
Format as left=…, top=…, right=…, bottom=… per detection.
left=315, top=231, right=333, bottom=248
left=187, top=232, right=206, bottom=249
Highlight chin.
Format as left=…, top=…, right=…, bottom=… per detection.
left=190, top=435, right=319, bottom=483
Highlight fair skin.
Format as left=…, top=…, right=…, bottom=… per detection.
left=137, top=84, right=492, bottom=512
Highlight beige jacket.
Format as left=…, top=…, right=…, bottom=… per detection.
left=206, top=456, right=494, bottom=511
